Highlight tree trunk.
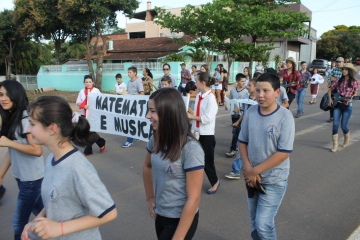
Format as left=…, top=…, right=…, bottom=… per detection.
left=54, top=41, right=61, bottom=64
left=227, top=56, right=233, bottom=83
left=5, top=40, right=13, bottom=79
left=95, top=34, right=108, bottom=90
left=85, top=26, right=95, bottom=80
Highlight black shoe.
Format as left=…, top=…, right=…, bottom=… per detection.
left=0, top=185, right=6, bottom=201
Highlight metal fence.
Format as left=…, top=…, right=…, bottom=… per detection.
left=102, top=63, right=125, bottom=71
left=66, top=64, right=90, bottom=71
left=18, top=75, right=38, bottom=90
left=130, top=62, right=163, bottom=71
left=42, top=65, right=62, bottom=72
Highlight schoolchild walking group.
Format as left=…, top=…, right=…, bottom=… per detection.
left=0, top=57, right=357, bottom=240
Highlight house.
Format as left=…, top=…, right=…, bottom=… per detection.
left=101, top=35, right=196, bottom=63
left=125, top=2, right=316, bottom=64
left=244, top=4, right=316, bottom=65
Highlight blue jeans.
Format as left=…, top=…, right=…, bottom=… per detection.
left=333, top=102, right=352, bottom=135
left=296, top=88, right=307, bottom=115
left=230, top=115, right=240, bottom=151
left=231, top=158, right=243, bottom=174
left=13, top=178, right=43, bottom=240
left=247, top=180, right=288, bottom=240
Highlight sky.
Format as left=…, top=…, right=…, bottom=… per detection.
left=1, top=0, right=360, bottom=38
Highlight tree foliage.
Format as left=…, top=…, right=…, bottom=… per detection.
left=14, top=0, right=74, bottom=64
left=155, top=0, right=309, bottom=78
left=317, top=25, right=360, bottom=60
left=57, top=0, right=139, bottom=88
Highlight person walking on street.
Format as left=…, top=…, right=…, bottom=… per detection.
left=295, top=61, right=311, bottom=118
left=327, top=57, right=344, bottom=122
left=279, top=57, right=302, bottom=106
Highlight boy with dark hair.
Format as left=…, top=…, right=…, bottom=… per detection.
left=225, top=73, right=248, bottom=157
left=239, top=73, right=295, bottom=239
left=122, top=67, right=144, bottom=148
left=160, top=76, right=172, bottom=88
left=114, top=73, right=127, bottom=95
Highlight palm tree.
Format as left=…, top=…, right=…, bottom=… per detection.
left=185, top=48, right=206, bottom=62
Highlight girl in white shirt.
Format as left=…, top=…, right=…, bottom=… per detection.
left=309, top=68, right=324, bottom=104
left=76, top=75, right=106, bottom=156
left=188, top=72, right=220, bottom=194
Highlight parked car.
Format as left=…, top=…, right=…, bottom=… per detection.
left=309, top=59, right=328, bottom=74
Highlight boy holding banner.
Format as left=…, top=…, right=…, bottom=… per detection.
left=122, top=67, right=144, bottom=148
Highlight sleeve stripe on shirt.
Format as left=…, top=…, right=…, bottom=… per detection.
left=238, top=140, right=248, bottom=145
left=98, top=204, right=116, bottom=218
left=146, top=147, right=152, bottom=153
left=184, top=165, right=205, bottom=172
left=278, top=149, right=293, bottom=153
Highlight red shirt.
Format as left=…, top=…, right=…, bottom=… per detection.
left=279, top=69, right=302, bottom=94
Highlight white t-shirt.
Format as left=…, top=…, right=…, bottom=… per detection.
left=114, top=82, right=127, bottom=94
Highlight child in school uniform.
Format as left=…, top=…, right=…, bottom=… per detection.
left=114, top=73, right=127, bottom=95
left=225, top=78, right=257, bottom=179
left=188, top=72, right=220, bottom=194
left=76, top=75, right=106, bottom=156
left=0, top=80, right=44, bottom=240
left=22, top=96, right=117, bottom=240
left=239, top=73, right=295, bottom=239
left=185, top=81, right=197, bottom=112
left=143, top=88, right=204, bottom=239
left=224, top=73, right=248, bottom=158
left=122, top=66, right=144, bottom=148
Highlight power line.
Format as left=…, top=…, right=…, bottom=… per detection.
left=313, top=4, right=360, bottom=12
left=315, top=0, right=339, bottom=12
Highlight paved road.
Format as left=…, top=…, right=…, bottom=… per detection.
left=0, top=78, right=360, bottom=239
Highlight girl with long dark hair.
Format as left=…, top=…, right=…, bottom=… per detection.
left=143, top=88, right=204, bottom=239
left=0, top=80, right=44, bottom=240
left=142, top=68, right=154, bottom=95
left=328, top=63, right=359, bottom=152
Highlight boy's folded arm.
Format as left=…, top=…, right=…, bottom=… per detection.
left=253, top=151, right=290, bottom=175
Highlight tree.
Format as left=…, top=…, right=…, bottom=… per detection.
left=317, top=25, right=360, bottom=60
left=155, top=0, right=309, bottom=79
left=162, top=53, right=186, bottom=63
left=57, top=0, right=139, bottom=89
left=0, top=9, right=23, bottom=78
left=14, top=0, right=74, bottom=64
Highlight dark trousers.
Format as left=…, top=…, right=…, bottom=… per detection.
left=230, top=115, right=240, bottom=151
left=84, top=132, right=106, bottom=155
left=330, top=107, right=334, bottom=118
left=220, top=81, right=227, bottom=103
left=155, top=212, right=199, bottom=240
left=199, top=135, right=218, bottom=186
left=287, top=91, right=296, bottom=106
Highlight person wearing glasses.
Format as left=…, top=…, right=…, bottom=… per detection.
left=326, top=57, right=344, bottom=122
left=156, top=63, right=176, bottom=90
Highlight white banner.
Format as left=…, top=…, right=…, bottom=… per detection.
left=86, top=93, right=189, bottom=142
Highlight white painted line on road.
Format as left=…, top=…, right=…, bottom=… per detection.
left=322, top=129, right=360, bottom=152
left=295, top=122, right=330, bottom=137
left=216, top=113, right=232, bottom=119
left=347, top=225, right=360, bottom=240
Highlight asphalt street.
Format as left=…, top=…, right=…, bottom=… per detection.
left=0, top=74, right=360, bottom=239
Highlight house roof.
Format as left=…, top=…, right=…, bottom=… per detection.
left=103, top=35, right=196, bottom=60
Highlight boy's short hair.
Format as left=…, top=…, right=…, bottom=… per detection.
left=300, top=61, right=307, bottom=65
left=236, top=73, right=246, bottom=81
left=161, top=76, right=172, bottom=83
left=253, top=72, right=262, bottom=79
left=248, top=78, right=257, bottom=85
left=185, top=81, right=196, bottom=93
left=115, top=73, right=122, bottom=79
left=256, top=73, right=280, bottom=91
left=128, top=66, right=137, bottom=74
